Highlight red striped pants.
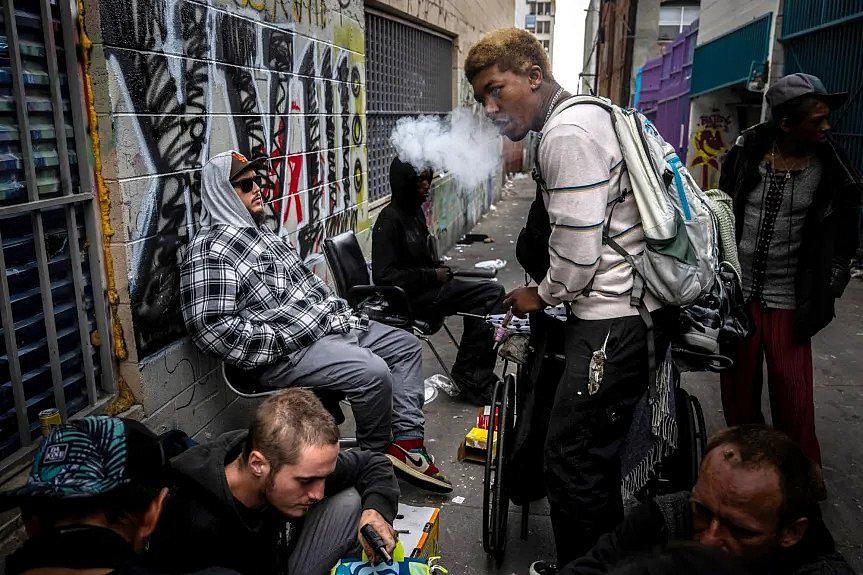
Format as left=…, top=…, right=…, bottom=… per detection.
left=719, top=300, right=822, bottom=464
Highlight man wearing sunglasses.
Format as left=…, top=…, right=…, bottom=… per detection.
left=179, top=151, right=452, bottom=494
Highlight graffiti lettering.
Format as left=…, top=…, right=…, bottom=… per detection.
left=231, top=0, right=328, bottom=28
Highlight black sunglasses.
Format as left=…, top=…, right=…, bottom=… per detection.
left=233, top=176, right=267, bottom=195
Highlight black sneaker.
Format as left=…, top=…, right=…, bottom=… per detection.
left=529, top=561, right=558, bottom=575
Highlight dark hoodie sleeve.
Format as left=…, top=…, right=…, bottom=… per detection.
left=325, top=450, right=400, bottom=523
left=558, top=500, right=672, bottom=575
left=371, top=215, right=439, bottom=293
left=834, top=149, right=862, bottom=260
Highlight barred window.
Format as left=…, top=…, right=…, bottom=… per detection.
left=365, top=11, right=454, bottom=201
left=0, top=0, right=114, bottom=469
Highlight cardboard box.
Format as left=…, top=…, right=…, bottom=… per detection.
left=393, top=503, right=441, bottom=559
left=457, top=406, right=498, bottom=464
left=457, top=426, right=497, bottom=464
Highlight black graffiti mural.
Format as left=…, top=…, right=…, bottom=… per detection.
left=100, top=0, right=364, bottom=357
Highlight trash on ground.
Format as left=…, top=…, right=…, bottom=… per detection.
left=475, top=259, right=507, bottom=270
left=425, top=374, right=460, bottom=397
left=423, top=381, right=438, bottom=405
left=456, top=233, right=490, bottom=245
left=451, top=496, right=465, bottom=505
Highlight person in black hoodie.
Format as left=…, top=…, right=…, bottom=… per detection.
left=0, top=416, right=235, bottom=575
left=542, top=425, right=853, bottom=575
left=372, top=156, right=505, bottom=404
left=146, top=388, right=400, bottom=575
left=718, top=74, right=862, bottom=467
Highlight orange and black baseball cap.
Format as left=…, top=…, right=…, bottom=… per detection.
left=228, top=151, right=269, bottom=184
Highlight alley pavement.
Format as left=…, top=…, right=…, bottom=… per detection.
left=384, top=174, right=863, bottom=574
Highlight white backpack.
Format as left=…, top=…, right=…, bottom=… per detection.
left=548, top=95, right=719, bottom=308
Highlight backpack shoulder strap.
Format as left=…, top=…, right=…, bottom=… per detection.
left=553, top=94, right=615, bottom=116
left=535, top=95, right=616, bottom=187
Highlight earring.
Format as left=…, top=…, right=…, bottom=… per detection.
left=144, top=538, right=150, bottom=552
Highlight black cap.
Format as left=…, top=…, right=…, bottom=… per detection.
left=765, top=73, right=848, bottom=110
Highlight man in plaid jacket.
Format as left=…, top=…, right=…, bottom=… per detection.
left=179, top=151, right=451, bottom=493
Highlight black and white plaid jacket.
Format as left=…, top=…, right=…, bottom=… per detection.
left=180, top=224, right=367, bottom=370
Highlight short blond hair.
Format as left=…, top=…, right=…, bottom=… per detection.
left=465, top=28, right=553, bottom=83
left=244, top=388, right=339, bottom=471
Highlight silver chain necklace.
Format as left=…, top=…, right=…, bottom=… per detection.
left=543, top=86, right=564, bottom=127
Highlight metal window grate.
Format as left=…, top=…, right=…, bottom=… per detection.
left=782, top=0, right=863, bottom=39
left=0, top=0, right=113, bottom=469
left=364, top=11, right=453, bottom=201
left=782, top=16, right=863, bottom=174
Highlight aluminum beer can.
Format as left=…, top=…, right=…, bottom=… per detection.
left=38, top=408, right=62, bottom=437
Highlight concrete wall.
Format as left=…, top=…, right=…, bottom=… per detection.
left=581, top=0, right=600, bottom=94
left=697, top=0, right=775, bottom=45
left=84, top=0, right=512, bottom=441
left=630, top=0, right=661, bottom=105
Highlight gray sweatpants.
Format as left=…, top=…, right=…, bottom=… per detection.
left=262, top=320, right=424, bottom=451
left=289, top=488, right=362, bottom=575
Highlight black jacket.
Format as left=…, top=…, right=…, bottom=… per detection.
left=5, top=525, right=237, bottom=575
left=719, top=123, right=861, bottom=341
left=371, top=158, right=440, bottom=296
left=560, top=491, right=854, bottom=575
left=146, top=430, right=399, bottom=575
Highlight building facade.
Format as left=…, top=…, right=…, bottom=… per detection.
left=633, top=0, right=862, bottom=192
left=581, top=0, right=601, bottom=94
left=687, top=0, right=778, bottom=189
left=0, top=0, right=513, bottom=472
left=517, top=0, right=556, bottom=63
left=636, top=21, right=698, bottom=160
left=585, top=0, right=698, bottom=105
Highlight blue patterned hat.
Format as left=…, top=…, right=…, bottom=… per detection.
left=1, top=416, right=168, bottom=504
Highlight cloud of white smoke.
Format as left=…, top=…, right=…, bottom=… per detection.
left=389, top=108, right=501, bottom=190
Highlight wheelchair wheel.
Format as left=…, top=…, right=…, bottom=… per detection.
left=668, top=388, right=709, bottom=491
left=688, top=392, right=707, bottom=466
left=482, top=373, right=515, bottom=563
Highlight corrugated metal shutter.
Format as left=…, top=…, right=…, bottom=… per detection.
left=781, top=0, right=863, bottom=173
left=691, top=13, right=772, bottom=97
left=0, top=0, right=113, bottom=468
left=364, top=10, right=453, bottom=202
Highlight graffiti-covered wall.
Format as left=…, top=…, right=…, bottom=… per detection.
left=84, top=0, right=368, bottom=434
left=90, top=0, right=366, bottom=358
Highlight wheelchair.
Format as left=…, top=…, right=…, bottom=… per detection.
left=480, top=316, right=709, bottom=565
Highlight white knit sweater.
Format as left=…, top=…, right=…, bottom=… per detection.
left=537, top=100, right=661, bottom=320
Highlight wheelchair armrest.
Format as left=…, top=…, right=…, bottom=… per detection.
left=348, top=285, right=414, bottom=316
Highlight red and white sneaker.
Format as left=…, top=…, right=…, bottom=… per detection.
left=385, top=439, right=453, bottom=493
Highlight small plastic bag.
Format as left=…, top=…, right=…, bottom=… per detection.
left=424, top=374, right=460, bottom=397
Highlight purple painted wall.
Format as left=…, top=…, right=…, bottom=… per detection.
left=635, top=21, right=698, bottom=160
